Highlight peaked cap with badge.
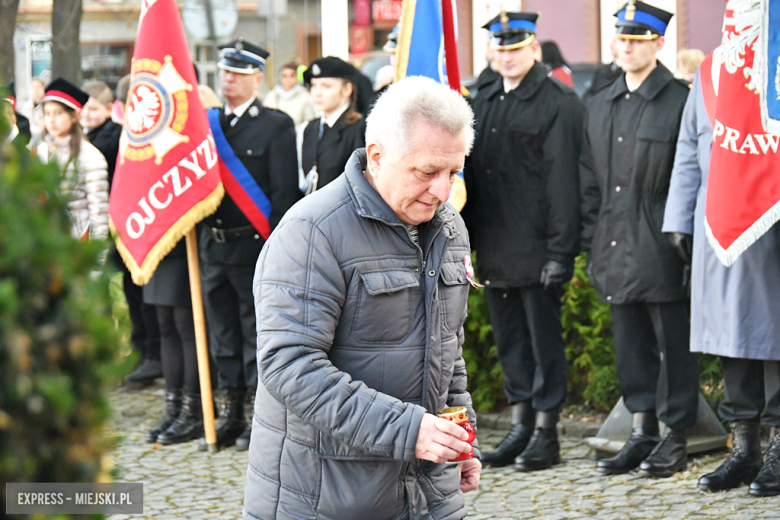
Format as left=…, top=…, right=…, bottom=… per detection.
left=614, top=0, right=673, bottom=40
left=302, top=56, right=355, bottom=86
left=42, top=78, right=89, bottom=111
left=483, top=11, right=539, bottom=51
left=217, top=38, right=270, bottom=74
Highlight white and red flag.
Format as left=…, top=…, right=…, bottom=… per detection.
left=702, top=0, right=780, bottom=267
left=110, top=0, right=223, bottom=283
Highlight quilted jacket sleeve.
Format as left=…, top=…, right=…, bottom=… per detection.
left=79, top=141, right=110, bottom=240
left=254, top=217, right=427, bottom=461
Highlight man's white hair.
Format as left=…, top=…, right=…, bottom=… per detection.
left=365, top=76, right=475, bottom=163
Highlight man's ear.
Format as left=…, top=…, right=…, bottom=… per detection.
left=254, top=72, right=265, bottom=90
left=366, top=142, right=383, bottom=177
left=655, top=36, right=665, bottom=53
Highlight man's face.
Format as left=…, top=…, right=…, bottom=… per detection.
left=219, top=69, right=263, bottom=105
left=495, top=41, right=538, bottom=82
left=81, top=97, right=111, bottom=130
left=367, top=119, right=467, bottom=226
left=31, top=81, right=45, bottom=104
left=617, top=36, right=663, bottom=73
left=280, top=68, right=298, bottom=91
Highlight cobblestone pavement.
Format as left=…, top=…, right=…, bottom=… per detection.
left=106, top=384, right=780, bottom=519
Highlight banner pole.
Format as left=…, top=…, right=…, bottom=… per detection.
left=185, top=228, right=218, bottom=453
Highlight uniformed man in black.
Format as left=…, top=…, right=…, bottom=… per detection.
left=300, top=57, right=365, bottom=194
left=463, top=11, right=584, bottom=471
left=579, top=1, right=698, bottom=478
left=198, top=39, right=300, bottom=451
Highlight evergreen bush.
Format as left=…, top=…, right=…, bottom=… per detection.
left=0, top=113, right=124, bottom=517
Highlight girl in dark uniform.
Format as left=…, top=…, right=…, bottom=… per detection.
left=300, top=57, right=365, bottom=194
left=143, top=240, right=203, bottom=445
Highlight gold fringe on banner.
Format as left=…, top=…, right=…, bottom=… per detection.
left=111, top=183, right=225, bottom=285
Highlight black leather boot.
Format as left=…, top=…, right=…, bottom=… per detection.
left=639, top=428, right=687, bottom=478
left=158, top=392, right=204, bottom=445
left=749, top=426, right=780, bottom=497
left=698, top=421, right=762, bottom=492
left=126, top=358, right=163, bottom=384
left=145, top=390, right=182, bottom=443
left=597, top=412, right=660, bottom=475
left=235, top=394, right=254, bottom=452
left=198, top=389, right=247, bottom=451
left=515, top=410, right=560, bottom=471
left=480, top=403, right=535, bottom=468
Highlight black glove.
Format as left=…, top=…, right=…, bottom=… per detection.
left=667, top=232, right=693, bottom=264
left=667, top=232, right=693, bottom=296
left=540, top=259, right=574, bottom=290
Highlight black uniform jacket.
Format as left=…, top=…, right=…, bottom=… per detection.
left=463, top=62, right=585, bottom=288
left=580, top=62, right=690, bottom=304
left=201, top=99, right=301, bottom=266
left=86, top=119, right=122, bottom=185
left=301, top=110, right=365, bottom=190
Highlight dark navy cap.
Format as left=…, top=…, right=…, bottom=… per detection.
left=482, top=11, right=539, bottom=51
left=42, top=78, right=89, bottom=111
left=383, top=24, right=399, bottom=53
left=303, top=56, right=355, bottom=86
left=614, top=0, right=673, bottom=39
left=217, top=38, right=270, bottom=74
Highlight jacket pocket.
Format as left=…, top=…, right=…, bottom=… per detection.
left=438, top=262, right=468, bottom=337
left=351, top=270, right=420, bottom=343
left=636, top=125, right=676, bottom=142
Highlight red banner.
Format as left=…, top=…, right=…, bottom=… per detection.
left=704, top=3, right=780, bottom=267
left=109, top=0, right=223, bottom=284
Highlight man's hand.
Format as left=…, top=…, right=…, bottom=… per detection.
left=415, top=414, right=472, bottom=464
left=667, top=232, right=693, bottom=264
left=459, top=458, right=481, bottom=493
left=540, top=259, right=573, bottom=290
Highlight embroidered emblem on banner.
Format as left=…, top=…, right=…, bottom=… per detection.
left=463, top=255, right=483, bottom=288
left=121, top=56, right=192, bottom=165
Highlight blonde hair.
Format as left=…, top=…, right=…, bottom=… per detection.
left=198, top=85, right=222, bottom=110
left=82, top=80, right=114, bottom=106
left=677, top=48, right=705, bottom=75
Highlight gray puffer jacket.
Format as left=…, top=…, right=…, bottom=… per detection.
left=245, top=149, right=478, bottom=520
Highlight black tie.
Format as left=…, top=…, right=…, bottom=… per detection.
left=223, top=112, right=237, bottom=129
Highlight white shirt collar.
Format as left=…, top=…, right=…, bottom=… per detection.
left=503, top=78, right=521, bottom=93
left=225, top=96, right=257, bottom=120
left=321, top=102, right=350, bottom=129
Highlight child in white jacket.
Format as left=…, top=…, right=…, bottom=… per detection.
left=35, top=78, right=109, bottom=241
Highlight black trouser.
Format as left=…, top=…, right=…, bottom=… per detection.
left=485, top=286, right=567, bottom=412
left=611, top=301, right=699, bottom=431
left=201, top=261, right=257, bottom=392
left=158, top=305, right=200, bottom=394
left=719, top=357, right=780, bottom=427
left=123, top=267, right=161, bottom=361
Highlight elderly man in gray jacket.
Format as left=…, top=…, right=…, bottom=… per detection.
left=243, top=76, right=481, bottom=520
